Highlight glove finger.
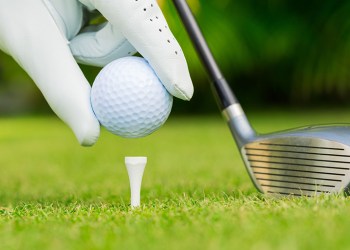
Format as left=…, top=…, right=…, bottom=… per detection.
left=70, top=22, right=137, bottom=67
left=0, top=1, right=100, bottom=146
left=80, top=0, right=194, bottom=100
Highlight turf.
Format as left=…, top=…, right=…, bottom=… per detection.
left=1, top=109, right=350, bottom=250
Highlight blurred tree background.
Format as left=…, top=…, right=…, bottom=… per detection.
left=1, top=0, right=350, bottom=115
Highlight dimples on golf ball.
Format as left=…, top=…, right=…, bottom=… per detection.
left=91, top=57, right=173, bottom=138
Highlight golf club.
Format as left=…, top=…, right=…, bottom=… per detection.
left=173, top=0, right=350, bottom=196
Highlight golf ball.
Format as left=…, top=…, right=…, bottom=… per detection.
left=91, top=57, right=173, bottom=138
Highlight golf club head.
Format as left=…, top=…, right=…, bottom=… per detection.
left=223, top=103, right=350, bottom=196
left=239, top=124, right=350, bottom=196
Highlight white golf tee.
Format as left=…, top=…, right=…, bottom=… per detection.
left=125, top=157, right=147, bottom=208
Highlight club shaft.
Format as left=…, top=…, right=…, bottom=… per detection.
left=173, top=0, right=238, bottom=109
left=173, top=0, right=256, bottom=144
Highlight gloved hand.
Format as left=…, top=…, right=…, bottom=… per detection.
left=0, top=0, right=194, bottom=146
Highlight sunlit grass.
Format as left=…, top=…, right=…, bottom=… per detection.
left=1, top=109, right=350, bottom=249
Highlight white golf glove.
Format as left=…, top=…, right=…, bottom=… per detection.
left=0, top=0, right=194, bottom=146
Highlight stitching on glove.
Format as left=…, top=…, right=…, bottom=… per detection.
left=174, top=84, right=190, bottom=101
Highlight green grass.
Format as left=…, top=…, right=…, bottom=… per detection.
left=1, top=109, right=350, bottom=250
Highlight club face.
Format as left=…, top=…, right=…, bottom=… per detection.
left=239, top=126, right=350, bottom=196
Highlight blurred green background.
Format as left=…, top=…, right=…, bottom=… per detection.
left=1, top=0, right=350, bottom=115
left=2, top=3, right=350, bottom=248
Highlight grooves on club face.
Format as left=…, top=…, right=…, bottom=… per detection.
left=238, top=126, right=350, bottom=196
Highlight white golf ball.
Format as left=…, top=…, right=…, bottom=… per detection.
left=91, top=57, right=173, bottom=138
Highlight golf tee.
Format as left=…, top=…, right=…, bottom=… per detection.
left=125, top=157, right=147, bottom=208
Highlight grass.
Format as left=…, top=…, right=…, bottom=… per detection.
left=1, top=109, right=350, bottom=249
